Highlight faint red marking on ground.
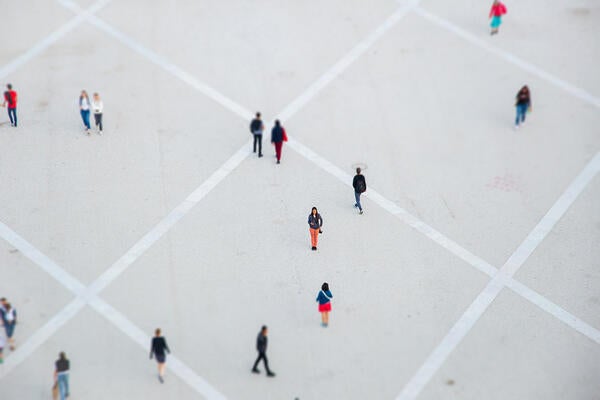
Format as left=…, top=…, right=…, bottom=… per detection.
left=485, top=174, right=523, bottom=193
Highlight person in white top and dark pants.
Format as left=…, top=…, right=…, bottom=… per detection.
left=92, top=92, right=103, bottom=135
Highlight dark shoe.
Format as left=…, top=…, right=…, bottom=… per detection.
left=276, top=160, right=280, bottom=164
left=258, top=154, right=263, bottom=158
left=158, top=375, right=164, bottom=383
left=311, top=246, right=316, bottom=251
left=252, top=368, right=260, bottom=374
left=359, top=210, right=363, bottom=214
left=267, top=371, right=276, bottom=377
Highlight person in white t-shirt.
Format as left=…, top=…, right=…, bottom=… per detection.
left=92, top=92, right=104, bottom=135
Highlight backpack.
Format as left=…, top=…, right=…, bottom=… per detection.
left=356, top=177, right=366, bottom=193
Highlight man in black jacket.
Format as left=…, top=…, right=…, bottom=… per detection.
left=249, top=112, right=264, bottom=157
left=352, top=167, right=366, bottom=214
left=252, top=325, right=275, bottom=377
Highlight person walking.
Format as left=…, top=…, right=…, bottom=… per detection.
left=149, top=328, right=170, bottom=383
left=514, top=85, right=531, bottom=130
left=308, top=207, right=323, bottom=251
left=489, top=0, right=507, bottom=35
left=1, top=302, right=16, bottom=351
left=91, top=92, right=103, bottom=135
left=251, top=325, right=275, bottom=377
left=79, top=90, right=91, bottom=133
left=54, top=352, right=70, bottom=400
left=2, top=84, right=17, bottom=127
left=271, top=119, right=287, bottom=164
left=352, top=167, right=367, bottom=214
left=250, top=112, right=264, bottom=157
left=316, top=282, right=333, bottom=327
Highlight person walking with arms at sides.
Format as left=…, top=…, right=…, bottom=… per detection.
left=250, top=112, right=264, bottom=157
left=514, top=85, right=531, bottom=130
left=316, top=282, right=333, bottom=327
left=150, top=328, right=170, bottom=383
left=252, top=325, right=275, bottom=377
left=1, top=302, right=16, bottom=350
left=271, top=119, right=287, bottom=164
left=91, top=92, right=103, bottom=135
left=352, top=167, right=367, bottom=214
left=79, top=90, right=91, bottom=133
left=2, top=84, right=18, bottom=127
left=489, top=0, right=507, bottom=35
left=0, top=331, right=5, bottom=364
left=54, top=352, right=70, bottom=400
left=308, top=207, right=323, bottom=251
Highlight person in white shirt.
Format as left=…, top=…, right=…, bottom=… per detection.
left=92, top=92, right=104, bottom=135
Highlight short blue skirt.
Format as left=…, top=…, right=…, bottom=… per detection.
left=491, top=16, right=502, bottom=28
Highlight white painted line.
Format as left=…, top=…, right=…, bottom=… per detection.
left=88, top=142, right=252, bottom=295
left=287, top=138, right=498, bottom=278
left=0, top=222, right=86, bottom=295
left=0, top=221, right=229, bottom=398
left=414, top=7, right=600, bottom=109
left=0, top=0, right=111, bottom=79
left=59, top=0, right=253, bottom=121
left=88, top=298, right=228, bottom=400
left=505, top=279, right=600, bottom=345
left=396, top=153, right=600, bottom=400
left=0, top=298, right=85, bottom=379
left=278, top=0, right=420, bottom=121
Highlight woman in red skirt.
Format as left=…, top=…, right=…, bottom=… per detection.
left=316, top=282, right=333, bottom=327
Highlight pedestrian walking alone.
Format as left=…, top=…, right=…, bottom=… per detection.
left=2, top=83, right=17, bottom=127
left=54, top=352, right=70, bottom=400
left=271, top=119, right=287, bottom=164
left=489, top=0, right=507, bottom=35
left=79, top=90, right=91, bottom=133
left=308, top=207, right=323, bottom=251
left=352, top=167, right=367, bottom=214
left=149, top=328, right=170, bottom=383
left=91, top=92, right=103, bottom=135
left=251, top=325, right=275, bottom=377
left=316, top=282, right=333, bottom=327
left=1, top=302, right=16, bottom=350
left=514, top=85, right=531, bottom=130
left=250, top=112, right=264, bottom=157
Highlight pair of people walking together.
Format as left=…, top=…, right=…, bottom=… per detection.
left=249, top=112, right=287, bottom=163
left=79, top=91, right=103, bottom=134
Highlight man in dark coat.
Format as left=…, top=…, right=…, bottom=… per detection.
left=352, top=167, right=367, bottom=214
left=251, top=325, right=275, bottom=377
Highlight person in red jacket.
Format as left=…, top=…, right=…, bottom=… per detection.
left=489, top=0, right=507, bottom=35
left=2, top=84, right=17, bottom=127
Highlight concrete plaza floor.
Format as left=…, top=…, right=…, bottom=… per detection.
left=0, top=0, right=599, bottom=399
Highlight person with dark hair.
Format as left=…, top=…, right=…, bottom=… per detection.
left=91, top=92, right=103, bottom=135
left=149, top=328, right=170, bottom=383
left=54, top=352, right=70, bottom=400
left=1, top=302, right=16, bottom=351
left=308, top=207, right=323, bottom=251
left=2, top=84, right=18, bottom=127
left=249, top=112, right=264, bottom=157
left=79, top=90, right=91, bottom=133
left=514, top=85, right=532, bottom=130
left=271, top=119, right=287, bottom=164
left=316, top=283, right=333, bottom=327
left=489, top=0, right=507, bottom=35
left=252, top=325, right=275, bottom=377
left=352, top=168, right=367, bottom=214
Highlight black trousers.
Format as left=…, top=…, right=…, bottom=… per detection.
left=94, top=113, right=103, bottom=131
left=253, top=351, right=271, bottom=372
left=253, top=134, right=262, bottom=155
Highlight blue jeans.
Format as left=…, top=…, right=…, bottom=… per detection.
left=8, top=107, right=16, bottom=126
left=515, top=104, right=527, bottom=125
left=58, top=373, right=69, bottom=400
left=354, top=192, right=362, bottom=211
left=80, top=109, right=90, bottom=129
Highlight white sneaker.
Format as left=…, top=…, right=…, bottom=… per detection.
left=514, top=124, right=519, bottom=130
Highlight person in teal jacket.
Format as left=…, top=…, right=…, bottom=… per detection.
left=316, top=282, right=333, bottom=327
